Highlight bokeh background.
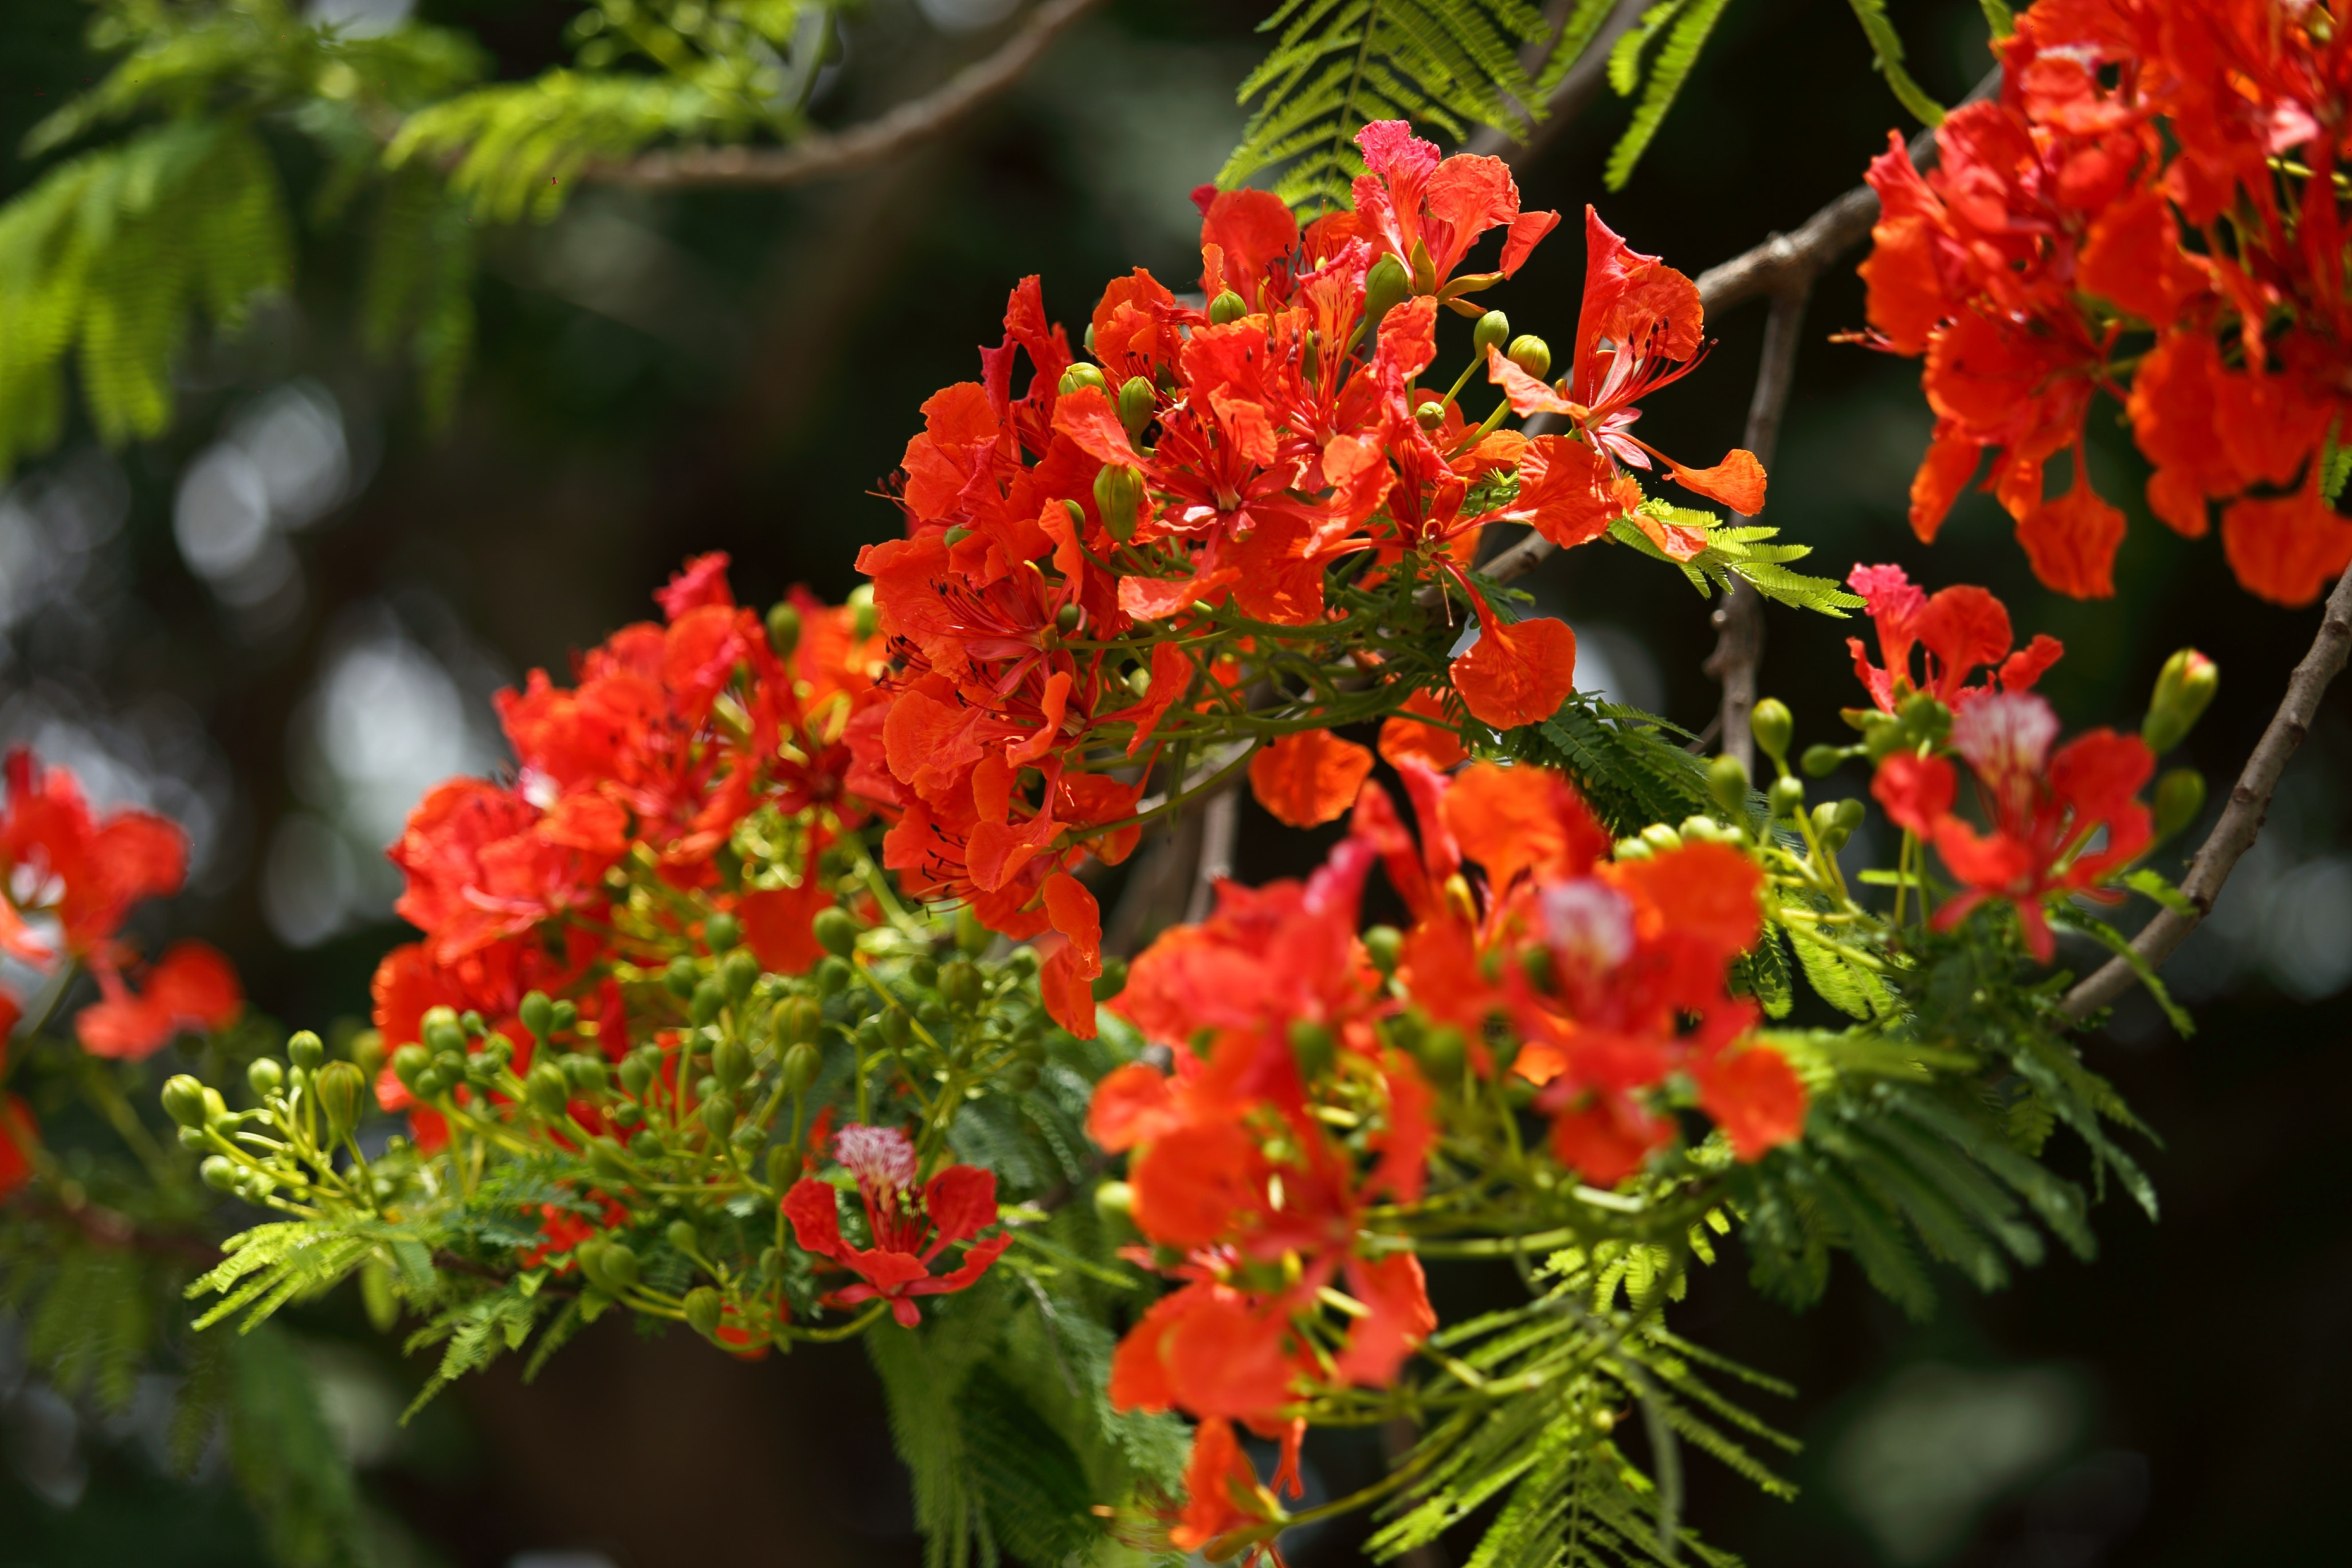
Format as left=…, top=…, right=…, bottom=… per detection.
left=3, top=0, right=2349, bottom=1563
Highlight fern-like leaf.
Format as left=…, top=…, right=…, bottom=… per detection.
left=1843, top=0, right=1949, bottom=127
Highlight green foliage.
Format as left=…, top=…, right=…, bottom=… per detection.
left=1601, top=0, right=1735, bottom=191
left=1504, top=692, right=1714, bottom=836
left=1220, top=0, right=1561, bottom=211
left=1842, top=0, right=1949, bottom=127
left=360, top=170, right=476, bottom=427
left=1608, top=506, right=1866, bottom=616
left=0, top=119, right=290, bottom=476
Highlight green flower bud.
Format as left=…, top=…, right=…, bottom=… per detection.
left=1288, top=1018, right=1336, bottom=1081
left=519, top=991, right=555, bottom=1040
left=1126, top=665, right=1152, bottom=697
left=777, top=995, right=824, bottom=1046
left=2152, top=767, right=2207, bottom=842
left=458, top=1010, right=487, bottom=1038
left=722, top=948, right=761, bottom=1002
left=1057, top=363, right=1107, bottom=398
left=391, top=1043, right=432, bottom=1092
left=1363, top=924, right=1404, bottom=975
left=1091, top=955, right=1129, bottom=1002
left=1415, top=398, right=1447, bottom=430
left=316, top=1061, right=366, bottom=1141
left=1094, top=463, right=1145, bottom=542
left=1833, top=796, right=1867, bottom=835
left=1506, top=334, right=1551, bottom=380
left=1364, top=254, right=1411, bottom=330
left=1810, top=801, right=1852, bottom=853
left=1801, top=743, right=1846, bottom=778
left=812, top=907, right=860, bottom=959
left=877, top=1009, right=912, bottom=1050
left=847, top=583, right=879, bottom=641
left=162, top=1075, right=211, bottom=1129
left=700, top=1093, right=738, bottom=1138
left=618, top=1055, right=653, bottom=1099
left=2143, top=648, right=2219, bottom=755
left=710, top=1036, right=750, bottom=1091
left=1208, top=289, right=1248, bottom=325
left=598, top=1241, right=641, bottom=1292
left=908, top=955, right=939, bottom=990
left=563, top=1054, right=607, bottom=1095
left=177, top=1126, right=207, bottom=1152
left=629, top=1130, right=662, bottom=1161
left=587, top=1139, right=632, bottom=1184
left=1472, top=309, right=1511, bottom=359
left=818, top=955, right=854, bottom=995
left=780, top=1041, right=821, bottom=1096
left=1119, top=375, right=1155, bottom=438
left=684, top=1286, right=724, bottom=1338
left=1750, top=699, right=1793, bottom=763
left=421, top=1006, right=464, bottom=1056
left=1055, top=602, right=1083, bottom=636
left=525, top=1063, right=571, bottom=1119
left=767, top=1146, right=798, bottom=1191
left=1640, top=822, right=1683, bottom=854
left=1613, top=836, right=1653, bottom=860
left=199, top=1155, right=239, bottom=1193
left=689, top=978, right=726, bottom=1028
left=287, top=1031, right=325, bottom=1072
left=1417, top=1024, right=1467, bottom=1081
left=1706, top=754, right=1749, bottom=817
left=350, top=1029, right=386, bottom=1083
left=939, top=960, right=984, bottom=1010
left=704, top=911, right=741, bottom=954
left=663, top=957, right=699, bottom=998
left=1093, top=1180, right=1135, bottom=1222
left=766, top=601, right=802, bottom=660
left=247, top=1058, right=284, bottom=1099
left=1769, top=775, right=1806, bottom=818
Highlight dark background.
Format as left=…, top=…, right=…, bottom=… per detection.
left=3, top=0, right=2347, bottom=1563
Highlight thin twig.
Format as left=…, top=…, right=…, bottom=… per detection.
left=2064, top=561, right=2352, bottom=1019
left=598, top=0, right=1106, bottom=190
left=1701, top=285, right=1809, bottom=772
left=1186, top=787, right=1240, bottom=924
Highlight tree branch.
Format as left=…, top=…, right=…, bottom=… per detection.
left=598, top=0, right=1106, bottom=190
left=2063, top=560, right=2352, bottom=1019
left=1702, top=285, right=1809, bottom=772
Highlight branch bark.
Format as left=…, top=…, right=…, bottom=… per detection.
left=2063, top=561, right=2352, bottom=1019
left=1702, top=285, right=1810, bottom=773
left=598, top=0, right=1106, bottom=190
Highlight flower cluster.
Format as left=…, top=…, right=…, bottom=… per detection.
left=855, top=120, right=1767, bottom=1041
left=1860, top=0, right=2352, bottom=603
left=0, top=749, right=242, bottom=1195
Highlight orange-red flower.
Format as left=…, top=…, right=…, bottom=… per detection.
left=1845, top=563, right=2062, bottom=713
left=783, top=1124, right=1010, bottom=1327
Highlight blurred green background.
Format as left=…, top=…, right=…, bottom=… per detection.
left=3, top=0, right=2348, bottom=1563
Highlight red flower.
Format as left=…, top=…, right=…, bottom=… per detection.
left=1168, top=1417, right=1286, bottom=1561
left=782, top=1124, right=1010, bottom=1327
left=1844, top=563, right=2062, bottom=714
left=1870, top=692, right=2154, bottom=962
left=0, top=1093, right=36, bottom=1201
left=0, top=748, right=187, bottom=973
left=73, top=940, right=242, bottom=1059
left=1249, top=729, right=1375, bottom=829
left=1350, top=119, right=1559, bottom=297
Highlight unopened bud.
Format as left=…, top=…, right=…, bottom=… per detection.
left=780, top=1041, right=821, bottom=1096
left=1093, top=1180, right=1135, bottom=1222
left=421, top=1006, right=464, bottom=1056
left=1769, top=775, right=1806, bottom=818
left=2152, top=767, right=2207, bottom=842
left=704, top=911, right=741, bottom=954
left=1287, top=1019, right=1336, bottom=1081
left=1057, top=363, right=1107, bottom=398
left=1472, top=309, right=1511, bottom=358
left=689, top=978, right=725, bottom=1028
left=1093, top=463, right=1144, bottom=542
left=316, top=1061, right=366, bottom=1141
left=1640, top=822, right=1683, bottom=854
left=847, top=583, right=877, bottom=641
left=1415, top=398, right=1446, bottom=430
left=765, top=601, right=801, bottom=660
left=391, top=1043, right=432, bottom=1092
left=1706, top=754, right=1749, bottom=817
left=700, top=1093, right=738, bottom=1138
left=1118, top=375, right=1155, bottom=439
left=940, top=959, right=983, bottom=1009
left=1417, top=1024, right=1467, bottom=1081
left=1801, top=743, right=1845, bottom=778
left=684, top=1286, right=724, bottom=1337
left=1810, top=801, right=1853, bottom=853
left=1208, top=289, right=1248, bottom=326
left=1750, top=699, right=1793, bottom=763
left=248, top=1058, right=284, bottom=1098
left=519, top=990, right=555, bottom=1040
left=777, top=995, right=823, bottom=1046
left=1363, top=924, right=1403, bottom=975
left=811, top=907, right=860, bottom=958
left=199, top=1155, right=239, bottom=1193
left=162, top=1075, right=210, bottom=1129
left=525, top=1063, right=570, bottom=1119
left=1364, top=253, right=1411, bottom=330
left=1506, top=334, right=1551, bottom=380
left=722, top=948, right=760, bottom=1002
left=618, top=1055, right=653, bottom=1099
left=563, top=1055, right=607, bottom=1095
left=1055, top=601, right=1082, bottom=635
left=287, top=1031, right=325, bottom=1072
left=597, top=1241, right=641, bottom=1292
left=713, top=1036, right=752, bottom=1091
left=663, top=957, right=699, bottom=998
left=2142, top=649, right=2218, bottom=755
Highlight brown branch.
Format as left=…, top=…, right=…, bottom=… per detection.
left=1186, top=787, right=1240, bottom=924
left=1701, top=285, right=1809, bottom=773
left=597, top=0, right=1106, bottom=190
left=2064, top=561, right=2352, bottom=1020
